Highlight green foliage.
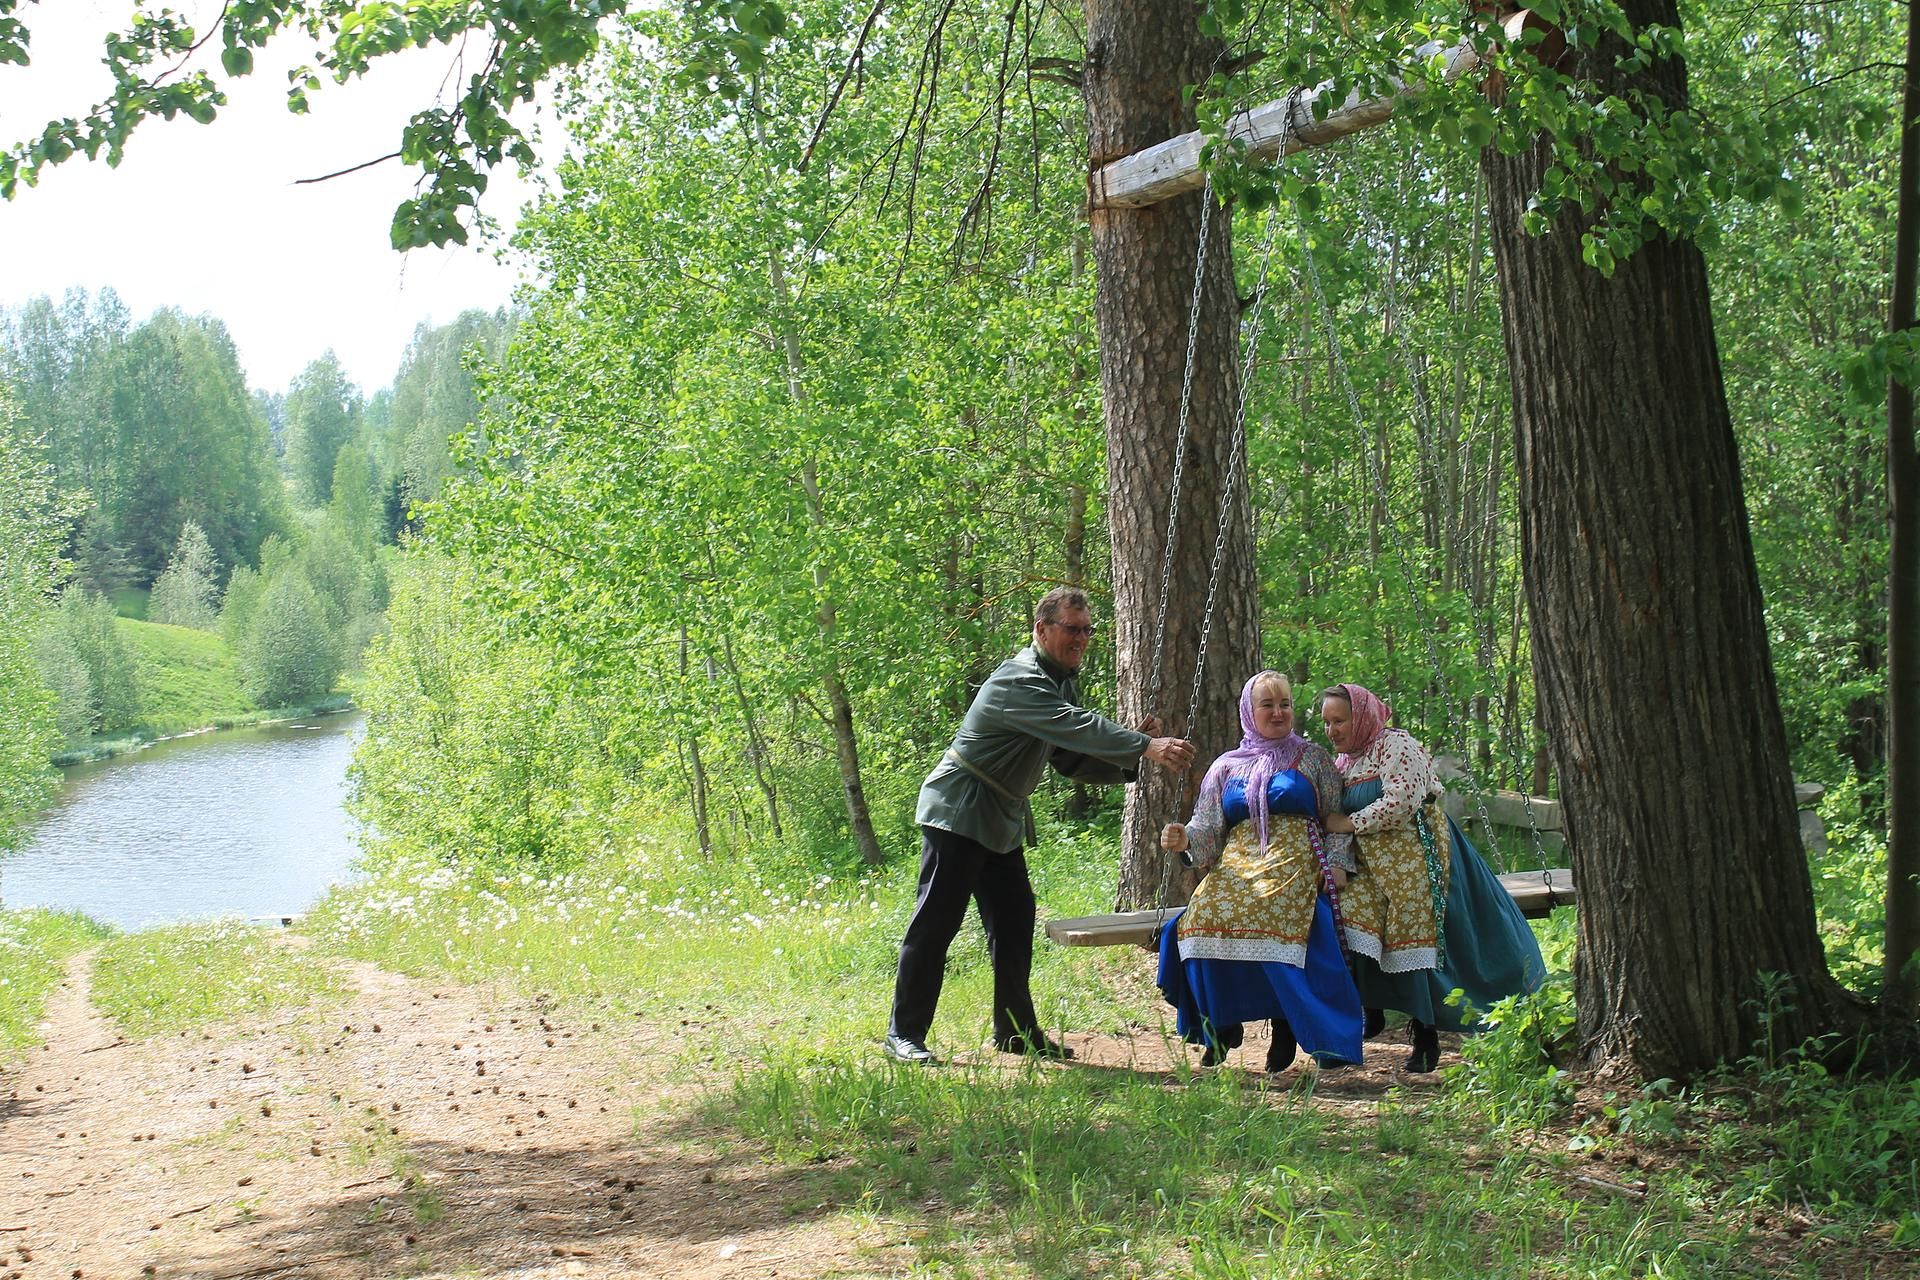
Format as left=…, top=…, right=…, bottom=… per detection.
left=1718, top=1050, right=1920, bottom=1234
left=348, top=553, right=624, bottom=870
left=73, top=509, right=140, bottom=598
left=1808, top=778, right=1892, bottom=995
left=235, top=570, right=340, bottom=708
left=0, top=390, right=64, bottom=850
left=0, top=909, right=114, bottom=1059
left=1452, top=913, right=1579, bottom=1127
left=372, top=310, right=513, bottom=514
left=1, top=293, right=289, bottom=583
left=282, top=351, right=363, bottom=508
left=145, top=520, right=223, bottom=629
left=219, top=561, right=268, bottom=650
left=326, top=442, right=381, bottom=555
left=1, top=1, right=619, bottom=249
left=88, top=920, right=347, bottom=1038
left=1453, top=975, right=1580, bottom=1129
left=407, top=5, right=1112, bottom=868
left=31, top=623, right=97, bottom=742
left=36, top=588, right=142, bottom=738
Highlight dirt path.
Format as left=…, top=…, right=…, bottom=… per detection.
left=0, top=947, right=888, bottom=1279
left=1, top=945, right=1449, bottom=1279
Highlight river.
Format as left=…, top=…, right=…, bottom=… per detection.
left=0, top=713, right=364, bottom=931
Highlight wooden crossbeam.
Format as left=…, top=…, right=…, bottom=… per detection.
left=1090, top=11, right=1567, bottom=211
left=1090, top=37, right=1485, bottom=210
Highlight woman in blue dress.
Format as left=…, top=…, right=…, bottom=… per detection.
left=1156, top=671, right=1364, bottom=1070
left=1318, top=682, right=1547, bottom=1072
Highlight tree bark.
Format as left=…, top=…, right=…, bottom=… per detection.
left=1082, top=0, right=1261, bottom=910
left=679, top=623, right=713, bottom=859
left=1883, top=0, right=1920, bottom=1013
left=1480, top=0, right=1870, bottom=1074
left=717, top=627, right=784, bottom=839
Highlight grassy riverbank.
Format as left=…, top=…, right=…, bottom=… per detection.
left=0, top=908, right=112, bottom=1058
left=120, top=618, right=252, bottom=734
left=298, top=825, right=1917, bottom=1278
left=49, top=616, right=354, bottom=766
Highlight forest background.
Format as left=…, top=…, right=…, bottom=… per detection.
left=0, top=0, right=1902, bottom=1053
left=1, top=0, right=1916, bottom=1268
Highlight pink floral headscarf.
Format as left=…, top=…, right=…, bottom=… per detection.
left=1196, top=671, right=1308, bottom=855
left=1331, top=682, right=1391, bottom=772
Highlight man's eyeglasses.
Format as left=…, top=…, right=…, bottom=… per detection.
left=1047, top=622, right=1097, bottom=639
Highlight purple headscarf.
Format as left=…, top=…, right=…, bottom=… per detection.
left=1195, top=670, right=1309, bottom=856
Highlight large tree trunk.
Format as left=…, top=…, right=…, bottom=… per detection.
left=1082, top=0, right=1261, bottom=910
left=1884, top=0, right=1920, bottom=1014
left=1480, top=0, right=1870, bottom=1075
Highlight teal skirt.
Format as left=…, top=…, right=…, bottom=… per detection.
left=1349, top=808, right=1547, bottom=1032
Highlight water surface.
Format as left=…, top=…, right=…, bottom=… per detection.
left=1, top=713, right=364, bottom=930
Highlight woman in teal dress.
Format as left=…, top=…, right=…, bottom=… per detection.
left=1319, top=682, right=1546, bottom=1072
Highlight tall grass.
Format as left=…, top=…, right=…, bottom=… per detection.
left=89, top=920, right=348, bottom=1036
left=0, top=907, right=113, bottom=1056
left=724, top=1058, right=1750, bottom=1278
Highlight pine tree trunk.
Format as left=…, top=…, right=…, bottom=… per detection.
left=1082, top=0, right=1261, bottom=910
left=1480, top=0, right=1872, bottom=1073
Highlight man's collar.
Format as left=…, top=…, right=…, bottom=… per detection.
left=1029, top=644, right=1079, bottom=681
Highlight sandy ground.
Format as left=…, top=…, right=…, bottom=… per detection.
left=0, top=944, right=1450, bottom=1279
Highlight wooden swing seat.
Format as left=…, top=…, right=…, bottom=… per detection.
left=1045, top=867, right=1576, bottom=947
left=1047, top=787, right=1584, bottom=948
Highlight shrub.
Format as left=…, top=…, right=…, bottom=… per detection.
left=350, top=553, right=618, bottom=870
left=35, top=589, right=141, bottom=736
left=236, top=572, right=340, bottom=707
left=146, top=521, right=222, bottom=629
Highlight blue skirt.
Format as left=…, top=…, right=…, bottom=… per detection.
left=1156, top=898, right=1365, bottom=1065
left=1351, top=814, right=1547, bottom=1032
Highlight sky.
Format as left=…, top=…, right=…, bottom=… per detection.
left=0, top=1, right=543, bottom=396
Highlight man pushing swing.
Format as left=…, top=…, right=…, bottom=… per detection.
left=884, top=586, right=1196, bottom=1064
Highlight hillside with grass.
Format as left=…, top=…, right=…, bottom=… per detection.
left=119, top=618, right=254, bottom=736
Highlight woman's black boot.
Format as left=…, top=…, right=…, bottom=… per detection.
left=1265, top=1020, right=1298, bottom=1072
left=1407, top=1019, right=1440, bottom=1074
left=1363, top=1007, right=1386, bottom=1038
left=1199, top=1021, right=1243, bottom=1067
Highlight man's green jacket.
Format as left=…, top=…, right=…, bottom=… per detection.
left=916, top=645, right=1151, bottom=853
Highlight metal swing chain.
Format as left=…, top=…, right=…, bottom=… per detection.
left=1146, top=21, right=1269, bottom=708
left=1151, top=115, right=1298, bottom=919
left=1370, top=208, right=1555, bottom=872
left=1146, top=176, right=1217, bottom=708
left=1298, top=217, right=1529, bottom=871
left=1183, top=162, right=1293, bottom=733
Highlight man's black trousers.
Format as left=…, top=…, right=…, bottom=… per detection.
left=888, top=825, right=1042, bottom=1045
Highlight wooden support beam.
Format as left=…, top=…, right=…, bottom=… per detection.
left=1091, top=11, right=1566, bottom=211
left=1090, top=37, right=1485, bottom=210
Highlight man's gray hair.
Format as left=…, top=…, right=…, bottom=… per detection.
left=1034, top=586, right=1091, bottom=626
